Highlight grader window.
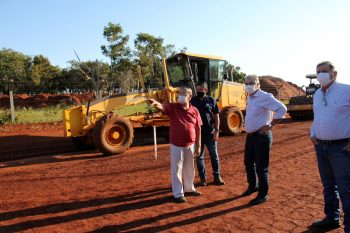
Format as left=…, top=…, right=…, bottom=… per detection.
left=209, top=60, right=224, bottom=98
left=167, top=62, right=186, bottom=87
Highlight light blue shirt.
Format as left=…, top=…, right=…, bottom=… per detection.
left=310, top=82, right=350, bottom=140
left=245, top=89, right=287, bottom=133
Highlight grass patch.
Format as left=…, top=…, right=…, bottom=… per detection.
left=113, top=102, right=156, bottom=116
left=0, top=103, right=157, bottom=125
left=0, top=105, right=67, bottom=125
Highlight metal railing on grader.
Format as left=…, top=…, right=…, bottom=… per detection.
left=63, top=52, right=247, bottom=155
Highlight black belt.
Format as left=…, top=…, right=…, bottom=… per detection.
left=247, top=131, right=260, bottom=136
left=317, top=138, right=349, bottom=145
left=247, top=131, right=270, bottom=136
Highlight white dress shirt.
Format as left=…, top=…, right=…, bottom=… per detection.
left=310, top=82, right=350, bottom=140
left=245, top=89, right=287, bottom=133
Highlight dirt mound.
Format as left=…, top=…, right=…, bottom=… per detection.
left=259, top=76, right=305, bottom=100
left=0, top=93, right=95, bottom=109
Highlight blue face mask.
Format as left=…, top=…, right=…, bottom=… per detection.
left=177, top=95, right=187, bottom=104
left=245, top=84, right=256, bottom=95
left=317, top=72, right=332, bottom=86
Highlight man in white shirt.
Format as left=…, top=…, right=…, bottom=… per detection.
left=310, top=61, right=350, bottom=232
left=243, top=74, right=287, bottom=205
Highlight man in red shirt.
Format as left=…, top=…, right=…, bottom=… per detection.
left=149, top=87, right=202, bottom=203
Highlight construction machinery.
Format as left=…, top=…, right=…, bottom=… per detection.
left=287, top=74, right=320, bottom=120
left=63, top=52, right=247, bottom=155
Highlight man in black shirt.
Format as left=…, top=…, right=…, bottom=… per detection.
left=190, top=82, right=225, bottom=186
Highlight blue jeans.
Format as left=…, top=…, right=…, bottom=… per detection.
left=244, top=131, right=272, bottom=198
left=315, top=141, right=350, bottom=232
left=196, top=138, right=220, bottom=179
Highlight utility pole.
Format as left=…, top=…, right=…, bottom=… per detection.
left=9, top=79, right=15, bottom=122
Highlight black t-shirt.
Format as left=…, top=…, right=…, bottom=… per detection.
left=191, top=95, right=220, bottom=138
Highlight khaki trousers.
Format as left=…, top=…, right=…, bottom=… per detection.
left=170, top=144, right=197, bottom=198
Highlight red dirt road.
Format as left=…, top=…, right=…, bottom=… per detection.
left=0, top=121, right=344, bottom=232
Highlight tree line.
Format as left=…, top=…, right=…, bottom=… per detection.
left=0, top=22, right=245, bottom=96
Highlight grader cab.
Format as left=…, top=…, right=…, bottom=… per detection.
left=63, top=52, right=247, bottom=155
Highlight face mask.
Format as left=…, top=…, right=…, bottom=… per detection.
left=177, top=95, right=188, bottom=104
left=245, top=85, right=256, bottom=95
left=317, top=72, right=332, bottom=86
left=196, top=91, right=205, bottom=98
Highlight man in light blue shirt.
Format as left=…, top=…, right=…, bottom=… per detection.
left=310, top=61, right=350, bottom=232
left=243, top=75, right=287, bottom=205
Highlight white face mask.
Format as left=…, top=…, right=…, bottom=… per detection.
left=177, top=95, right=188, bottom=104
left=317, top=72, right=332, bottom=86
left=245, top=85, right=257, bottom=95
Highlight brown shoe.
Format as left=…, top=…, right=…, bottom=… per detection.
left=174, top=196, right=187, bottom=203
left=185, top=191, right=201, bottom=196
left=214, top=176, right=225, bottom=185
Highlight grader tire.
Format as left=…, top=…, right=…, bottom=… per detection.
left=71, top=135, right=95, bottom=150
left=220, top=107, right=244, bottom=135
left=93, top=115, right=134, bottom=155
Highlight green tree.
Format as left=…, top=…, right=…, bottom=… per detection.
left=31, top=55, right=61, bottom=92
left=101, top=22, right=135, bottom=92
left=163, top=44, right=187, bottom=58
left=68, top=59, right=109, bottom=97
left=134, top=33, right=165, bottom=88
left=0, top=48, right=32, bottom=93
left=224, top=61, right=246, bottom=83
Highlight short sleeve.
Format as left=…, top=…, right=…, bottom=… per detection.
left=212, top=98, right=220, bottom=114
left=195, top=108, right=203, bottom=126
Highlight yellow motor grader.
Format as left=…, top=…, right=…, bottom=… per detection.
left=63, top=52, right=247, bottom=155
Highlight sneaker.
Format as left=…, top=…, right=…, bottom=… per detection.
left=174, top=196, right=187, bottom=203
left=214, top=176, right=225, bottom=185
left=199, top=178, right=207, bottom=186
left=185, top=190, right=201, bottom=196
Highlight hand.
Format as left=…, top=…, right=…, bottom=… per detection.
left=310, top=137, right=317, bottom=146
left=343, top=143, right=350, bottom=152
left=193, top=145, right=201, bottom=157
left=148, top=98, right=157, bottom=105
left=212, top=130, right=219, bottom=141
left=258, top=124, right=272, bottom=135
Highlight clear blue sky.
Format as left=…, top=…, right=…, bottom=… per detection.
left=1, top=0, right=349, bottom=86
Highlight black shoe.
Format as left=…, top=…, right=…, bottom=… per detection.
left=249, top=196, right=268, bottom=206
left=311, top=218, right=340, bottom=229
left=242, top=187, right=258, bottom=196
left=214, top=176, right=225, bottom=185
left=185, top=190, right=201, bottom=196
left=199, top=178, right=207, bottom=186
left=174, top=196, right=187, bottom=203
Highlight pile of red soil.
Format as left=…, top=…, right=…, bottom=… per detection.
left=0, top=93, right=95, bottom=109
left=259, top=76, right=304, bottom=100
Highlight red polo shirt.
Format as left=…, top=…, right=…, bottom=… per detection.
left=163, top=103, right=202, bottom=147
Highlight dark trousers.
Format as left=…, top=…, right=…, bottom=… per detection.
left=244, top=131, right=272, bottom=198
left=196, top=137, right=220, bottom=180
left=315, top=141, right=350, bottom=232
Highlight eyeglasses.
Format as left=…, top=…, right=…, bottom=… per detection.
left=244, top=82, right=255, bottom=85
